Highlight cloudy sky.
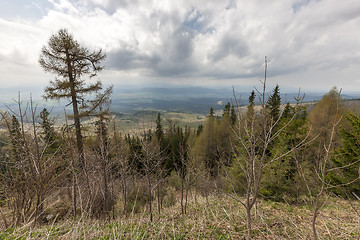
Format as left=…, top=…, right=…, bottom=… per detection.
left=1, top=0, right=360, bottom=94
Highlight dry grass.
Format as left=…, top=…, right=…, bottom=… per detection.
left=1, top=194, right=359, bottom=239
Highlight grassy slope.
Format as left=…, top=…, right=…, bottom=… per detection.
left=1, top=195, right=359, bottom=239
left=110, top=111, right=205, bottom=135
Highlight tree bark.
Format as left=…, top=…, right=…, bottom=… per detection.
left=147, top=174, right=153, bottom=222
left=181, top=178, right=184, bottom=214
left=157, top=182, right=161, bottom=215
left=66, top=50, right=84, bottom=168
left=122, top=177, right=127, bottom=215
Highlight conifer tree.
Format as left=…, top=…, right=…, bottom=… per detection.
left=260, top=100, right=309, bottom=202
left=218, top=105, right=233, bottom=166
left=230, top=105, right=237, bottom=125
left=246, top=90, right=256, bottom=120
left=209, top=107, right=215, bottom=117
left=266, top=84, right=281, bottom=121
left=196, top=125, right=203, bottom=136
left=201, top=109, right=218, bottom=177
left=10, top=115, right=23, bottom=161
left=39, top=28, right=106, bottom=167
left=155, top=113, right=164, bottom=142
left=226, top=58, right=309, bottom=238
left=39, top=108, right=60, bottom=154
left=329, top=113, right=360, bottom=196
left=223, top=102, right=231, bottom=116
left=282, top=102, right=291, bottom=119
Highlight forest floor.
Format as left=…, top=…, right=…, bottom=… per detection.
left=1, top=194, right=359, bottom=239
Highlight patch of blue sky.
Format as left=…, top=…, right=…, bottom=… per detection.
left=182, top=8, right=214, bottom=34
left=292, top=0, right=313, bottom=13
left=0, top=0, right=52, bottom=20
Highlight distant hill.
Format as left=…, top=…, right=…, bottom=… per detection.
left=0, top=86, right=359, bottom=115
left=110, top=86, right=359, bottom=114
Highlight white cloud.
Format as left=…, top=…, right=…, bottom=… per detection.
left=0, top=0, right=360, bottom=91
left=49, top=0, right=79, bottom=14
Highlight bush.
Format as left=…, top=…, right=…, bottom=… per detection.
left=167, top=171, right=181, bottom=191
left=124, top=184, right=151, bottom=214
left=162, top=187, right=176, bottom=207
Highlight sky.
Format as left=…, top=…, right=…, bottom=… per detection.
left=1, top=0, right=360, bottom=96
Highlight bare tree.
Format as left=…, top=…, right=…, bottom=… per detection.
left=225, top=57, right=310, bottom=239
left=112, top=123, right=130, bottom=216
left=0, top=94, right=65, bottom=225
left=310, top=89, right=360, bottom=240
left=173, top=126, right=190, bottom=215
left=135, top=134, right=165, bottom=222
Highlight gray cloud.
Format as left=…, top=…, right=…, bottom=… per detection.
left=106, top=26, right=197, bottom=77
left=151, top=26, right=196, bottom=76
left=106, top=49, right=160, bottom=70
left=1, top=0, right=360, bottom=90
left=210, top=34, right=249, bottom=61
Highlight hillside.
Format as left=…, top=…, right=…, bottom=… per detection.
left=1, top=195, right=359, bottom=239
left=1, top=86, right=360, bottom=240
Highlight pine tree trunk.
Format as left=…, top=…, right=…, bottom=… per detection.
left=66, top=53, right=84, bottom=169
left=72, top=97, right=84, bottom=167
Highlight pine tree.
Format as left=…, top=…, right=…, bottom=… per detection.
left=39, top=108, right=60, bottom=154
left=10, top=115, right=23, bottom=161
left=260, top=98, right=310, bottom=202
left=246, top=90, right=256, bottom=121
left=266, top=84, right=281, bottom=121
left=230, top=105, right=237, bottom=125
left=209, top=107, right=215, bottom=117
left=196, top=125, right=203, bottom=136
left=223, top=102, right=231, bottom=116
left=39, top=28, right=107, bottom=167
left=217, top=106, right=233, bottom=166
left=128, top=135, right=144, bottom=173
left=285, top=102, right=292, bottom=117
left=155, top=113, right=164, bottom=142
left=328, top=113, right=360, bottom=197
left=199, top=111, right=219, bottom=177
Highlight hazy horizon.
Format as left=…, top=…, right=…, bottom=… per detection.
left=1, top=0, right=360, bottom=92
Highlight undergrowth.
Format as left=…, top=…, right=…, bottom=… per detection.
left=0, top=194, right=359, bottom=239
